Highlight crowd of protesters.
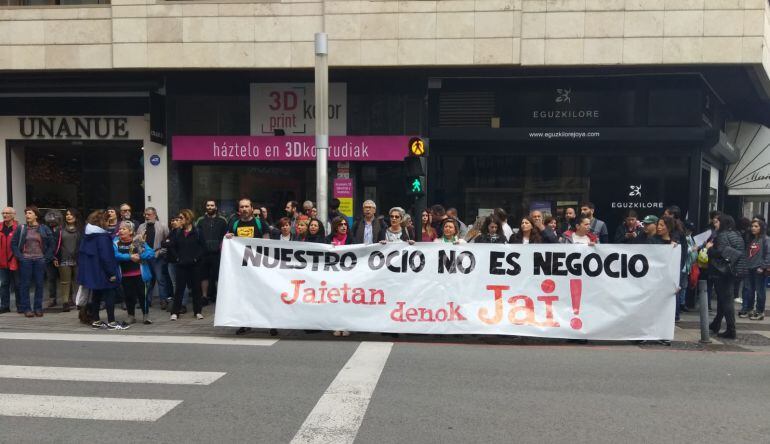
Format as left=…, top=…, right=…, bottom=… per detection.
left=0, top=197, right=766, bottom=340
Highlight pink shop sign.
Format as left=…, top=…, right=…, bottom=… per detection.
left=172, top=136, right=414, bottom=162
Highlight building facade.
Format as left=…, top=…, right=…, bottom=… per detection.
left=1, top=0, right=769, bottom=231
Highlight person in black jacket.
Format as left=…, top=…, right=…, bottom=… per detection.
left=195, top=200, right=228, bottom=304
left=614, top=210, right=643, bottom=244
left=168, top=209, right=206, bottom=321
left=306, top=218, right=326, bottom=243
left=707, top=214, right=745, bottom=339
left=473, top=216, right=506, bottom=244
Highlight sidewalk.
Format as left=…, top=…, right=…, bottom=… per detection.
left=1, top=300, right=769, bottom=350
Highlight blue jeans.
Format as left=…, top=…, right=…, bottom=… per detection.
left=18, top=258, right=46, bottom=313
left=0, top=268, right=19, bottom=310
left=743, top=271, right=767, bottom=314
left=145, top=257, right=170, bottom=303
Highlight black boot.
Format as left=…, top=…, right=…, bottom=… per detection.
left=717, top=330, right=736, bottom=339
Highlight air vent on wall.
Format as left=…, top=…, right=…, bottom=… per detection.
left=438, top=91, right=496, bottom=127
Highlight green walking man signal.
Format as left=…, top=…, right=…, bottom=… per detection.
left=411, top=178, right=423, bottom=193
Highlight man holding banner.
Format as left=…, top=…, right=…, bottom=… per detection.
left=224, top=198, right=275, bottom=336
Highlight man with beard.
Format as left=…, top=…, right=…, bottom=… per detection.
left=225, top=198, right=274, bottom=336
left=284, top=200, right=300, bottom=235
left=195, top=200, right=228, bottom=304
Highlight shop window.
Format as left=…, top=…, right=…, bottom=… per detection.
left=24, top=143, right=143, bottom=216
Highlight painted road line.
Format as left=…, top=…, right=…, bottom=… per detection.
left=0, top=365, right=225, bottom=385
left=0, top=394, right=181, bottom=421
left=291, top=341, right=393, bottom=444
left=0, top=332, right=278, bottom=346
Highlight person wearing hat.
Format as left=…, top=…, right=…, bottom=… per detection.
left=613, top=210, right=643, bottom=244
left=636, top=215, right=659, bottom=244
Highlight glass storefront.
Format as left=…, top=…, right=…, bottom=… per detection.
left=431, top=151, right=690, bottom=234
left=191, top=163, right=315, bottom=218
left=23, top=142, right=144, bottom=215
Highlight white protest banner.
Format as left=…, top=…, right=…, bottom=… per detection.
left=215, top=239, right=680, bottom=340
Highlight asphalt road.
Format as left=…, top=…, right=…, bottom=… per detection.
left=1, top=335, right=769, bottom=444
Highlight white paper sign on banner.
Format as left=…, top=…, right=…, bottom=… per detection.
left=250, top=83, right=347, bottom=136
left=215, top=239, right=680, bottom=341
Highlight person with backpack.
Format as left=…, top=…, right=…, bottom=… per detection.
left=11, top=206, right=55, bottom=317
left=707, top=214, right=746, bottom=339
left=740, top=219, right=770, bottom=321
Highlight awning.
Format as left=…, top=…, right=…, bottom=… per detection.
left=726, top=122, right=770, bottom=196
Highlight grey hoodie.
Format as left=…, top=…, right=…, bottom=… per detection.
left=745, top=235, right=770, bottom=270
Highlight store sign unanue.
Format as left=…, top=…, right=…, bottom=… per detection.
left=17, top=117, right=130, bottom=139
left=611, top=184, right=664, bottom=209
left=250, top=83, right=347, bottom=136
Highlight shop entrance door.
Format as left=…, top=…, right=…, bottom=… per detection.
left=22, top=141, right=144, bottom=215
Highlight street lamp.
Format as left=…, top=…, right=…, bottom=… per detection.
left=315, top=1, right=329, bottom=227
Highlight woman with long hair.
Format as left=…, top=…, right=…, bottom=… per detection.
left=55, top=208, right=82, bottom=312
left=306, top=218, right=326, bottom=243
left=326, top=216, right=353, bottom=246
left=327, top=216, right=352, bottom=337
left=741, top=219, right=769, bottom=320
left=509, top=217, right=543, bottom=244
left=11, top=206, right=54, bottom=317
left=420, top=210, right=437, bottom=242
left=168, top=209, right=206, bottom=321
left=294, top=219, right=310, bottom=241
left=707, top=214, right=745, bottom=339
left=473, top=216, right=506, bottom=244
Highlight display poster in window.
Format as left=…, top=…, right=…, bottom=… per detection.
left=250, top=83, right=347, bottom=136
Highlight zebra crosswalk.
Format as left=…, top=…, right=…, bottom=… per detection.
left=0, top=365, right=227, bottom=422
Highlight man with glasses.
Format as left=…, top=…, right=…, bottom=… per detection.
left=119, top=203, right=141, bottom=228
left=0, top=207, right=19, bottom=313
left=137, top=207, right=170, bottom=310
left=352, top=200, right=386, bottom=244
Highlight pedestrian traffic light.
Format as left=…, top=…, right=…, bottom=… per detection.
left=408, top=176, right=426, bottom=196
left=405, top=137, right=427, bottom=197
left=404, top=155, right=426, bottom=197
left=408, top=137, right=427, bottom=157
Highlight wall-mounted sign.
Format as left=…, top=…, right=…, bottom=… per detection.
left=150, top=154, right=161, bottom=166
left=610, top=183, right=664, bottom=210
left=172, top=135, right=413, bottom=162
left=250, top=83, right=347, bottom=136
left=17, top=117, right=130, bottom=139
left=150, top=92, right=166, bottom=145
left=727, top=122, right=770, bottom=196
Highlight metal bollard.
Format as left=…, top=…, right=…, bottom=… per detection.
left=698, top=280, right=711, bottom=343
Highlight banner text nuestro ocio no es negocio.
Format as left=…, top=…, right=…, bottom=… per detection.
left=215, top=239, right=680, bottom=340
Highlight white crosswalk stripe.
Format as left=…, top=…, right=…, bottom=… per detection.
left=0, top=364, right=227, bottom=421
left=0, top=365, right=225, bottom=385
left=0, top=332, right=278, bottom=346
left=0, top=394, right=181, bottom=422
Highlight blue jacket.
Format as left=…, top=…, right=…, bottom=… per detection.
left=10, top=223, right=55, bottom=262
left=77, top=224, right=120, bottom=290
left=113, top=237, right=155, bottom=282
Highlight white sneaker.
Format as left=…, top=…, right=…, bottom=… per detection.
left=170, top=314, right=178, bottom=321
left=195, top=313, right=204, bottom=320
